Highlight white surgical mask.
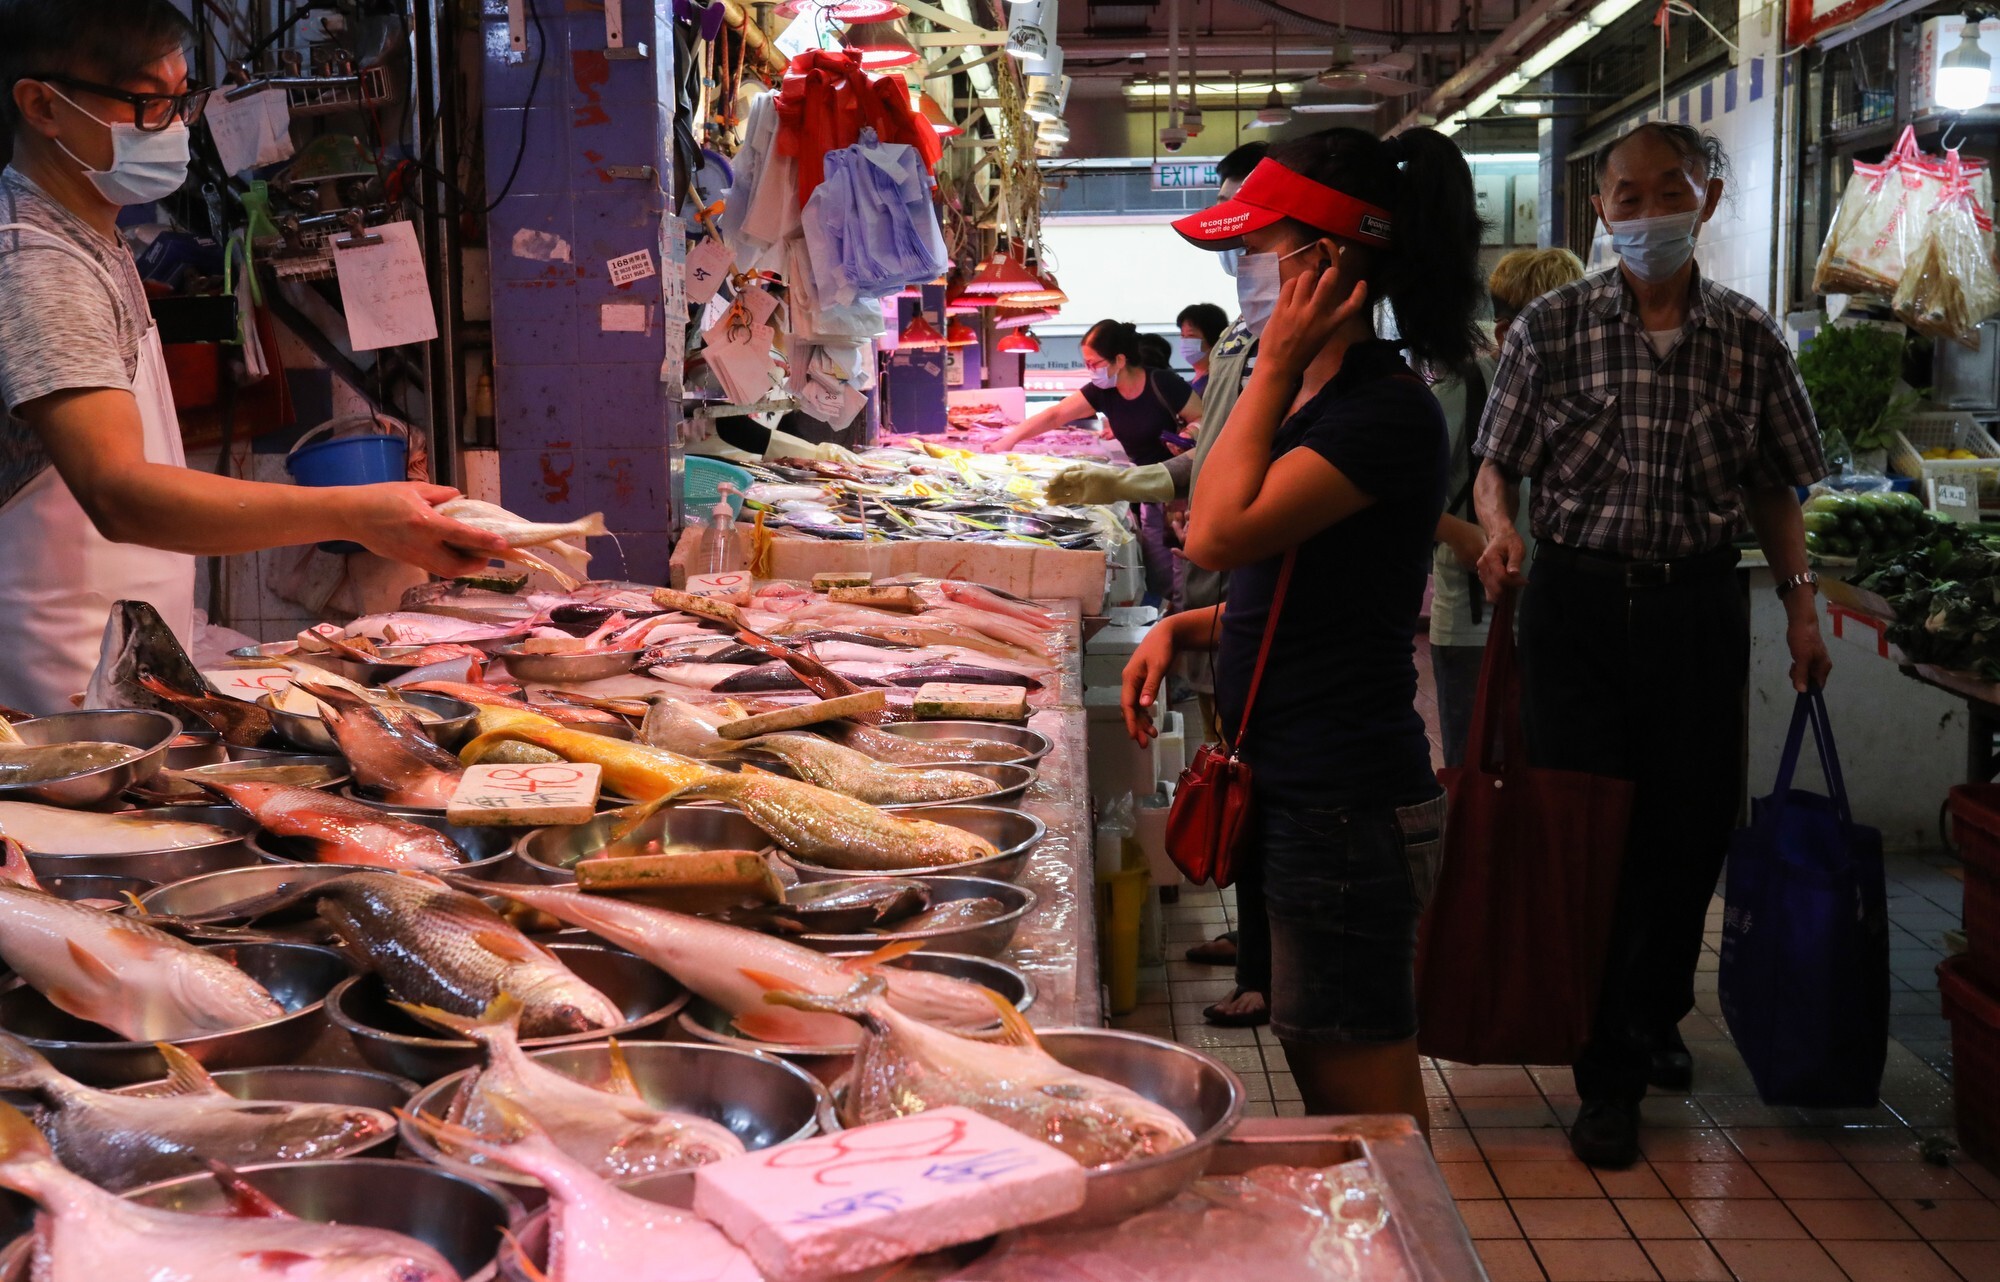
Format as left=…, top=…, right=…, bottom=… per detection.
left=1236, top=251, right=1281, bottom=338
left=1606, top=210, right=1701, bottom=283
left=1217, top=247, right=1244, bottom=278
left=1178, top=337, right=1206, bottom=365
left=1086, top=363, right=1116, bottom=389
left=49, top=86, right=192, bottom=207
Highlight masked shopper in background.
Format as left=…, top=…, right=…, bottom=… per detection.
left=1123, top=126, right=1483, bottom=1123
left=1472, top=123, right=1830, bottom=1169
left=0, top=0, right=504, bottom=714
left=1049, top=142, right=1275, bottom=1027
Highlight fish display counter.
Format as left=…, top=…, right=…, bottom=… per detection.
left=0, top=554, right=1476, bottom=1280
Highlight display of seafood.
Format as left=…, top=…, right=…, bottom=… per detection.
left=403, top=995, right=743, bottom=1177
left=293, top=684, right=463, bottom=807
left=0, top=1031, right=394, bottom=1190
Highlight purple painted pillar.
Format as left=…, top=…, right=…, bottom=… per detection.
left=483, top=0, right=678, bottom=584
left=883, top=287, right=948, bottom=434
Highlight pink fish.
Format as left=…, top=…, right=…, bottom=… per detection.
left=205, top=781, right=463, bottom=871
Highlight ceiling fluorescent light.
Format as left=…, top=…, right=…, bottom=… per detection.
left=1125, top=80, right=1296, bottom=98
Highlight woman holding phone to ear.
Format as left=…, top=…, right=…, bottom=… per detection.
left=1120, top=127, right=1485, bottom=1124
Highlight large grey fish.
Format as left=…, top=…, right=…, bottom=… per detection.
left=715, top=733, right=994, bottom=806
left=82, top=600, right=211, bottom=716
left=404, top=995, right=742, bottom=1179
left=638, top=769, right=999, bottom=870
left=0, top=1100, right=460, bottom=1280
left=0, top=742, right=140, bottom=785
left=820, top=719, right=1026, bottom=765
left=770, top=977, right=1197, bottom=1169
left=0, top=1030, right=394, bottom=1190
left=0, top=843, right=284, bottom=1041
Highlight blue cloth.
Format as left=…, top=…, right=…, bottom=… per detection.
left=801, top=129, right=948, bottom=305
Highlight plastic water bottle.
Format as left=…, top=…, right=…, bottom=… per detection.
left=707, top=483, right=740, bottom=576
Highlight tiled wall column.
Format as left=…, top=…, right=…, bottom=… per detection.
left=483, top=0, right=678, bottom=582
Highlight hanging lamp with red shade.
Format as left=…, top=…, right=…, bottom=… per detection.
left=897, top=315, right=948, bottom=349
left=996, top=329, right=1041, bottom=354
left=844, top=22, right=920, bottom=69
left=943, top=318, right=980, bottom=348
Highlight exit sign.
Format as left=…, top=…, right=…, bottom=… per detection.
left=1152, top=160, right=1221, bottom=191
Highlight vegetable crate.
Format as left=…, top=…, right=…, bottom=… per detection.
left=1888, top=412, right=2000, bottom=504
left=1939, top=957, right=2000, bottom=1170
left=1949, top=783, right=2000, bottom=992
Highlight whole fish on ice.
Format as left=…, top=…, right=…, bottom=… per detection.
left=205, top=781, right=463, bottom=871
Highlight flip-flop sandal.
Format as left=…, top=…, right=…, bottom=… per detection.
left=1203, top=989, right=1269, bottom=1028
left=1185, top=936, right=1238, bottom=965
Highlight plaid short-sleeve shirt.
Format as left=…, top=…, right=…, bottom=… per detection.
left=1474, top=268, right=1827, bottom=560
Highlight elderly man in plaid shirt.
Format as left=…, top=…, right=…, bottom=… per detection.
left=1471, top=122, right=1831, bottom=1170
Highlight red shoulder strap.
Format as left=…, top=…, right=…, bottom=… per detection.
left=1226, top=548, right=1297, bottom=754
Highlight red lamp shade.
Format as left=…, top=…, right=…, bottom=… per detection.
left=964, top=252, right=1043, bottom=296
left=944, top=319, right=979, bottom=348
left=845, top=23, right=920, bottom=69
left=913, top=92, right=963, bottom=137
left=996, top=330, right=1041, bottom=354
left=828, top=0, right=907, bottom=23
left=992, top=304, right=1057, bottom=329
left=897, top=315, right=947, bottom=349
left=997, top=270, right=1066, bottom=307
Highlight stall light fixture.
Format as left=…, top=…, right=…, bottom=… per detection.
left=1940, top=25, right=1993, bottom=112
left=1502, top=99, right=1549, bottom=115
left=998, top=270, right=1067, bottom=307
left=827, top=0, right=907, bottom=24
left=944, top=319, right=980, bottom=348
left=1026, top=73, right=1071, bottom=121
left=997, top=330, right=1041, bottom=353
left=965, top=252, right=1042, bottom=295
left=845, top=23, right=921, bottom=70
left=1124, top=80, right=1297, bottom=98
left=1430, top=0, right=1646, bottom=134
left=913, top=91, right=964, bottom=137
left=994, top=304, right=1058, bottom=328
left=897, top=315, right=948, bottom=348
left=1247, top=87, right=1292, bottom=128
left=1007, top=0, right=1055, bottom=61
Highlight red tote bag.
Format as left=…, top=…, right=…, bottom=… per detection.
left=1416, top=592, right=1634, bottom=1066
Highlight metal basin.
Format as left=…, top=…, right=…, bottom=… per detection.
left=133, top=863, right=355, bottom=939
left=328, top=943, right=688, bottom=1082
left=180, top=754, right=348, bottom=792
left=786, top=876, right=1034, bottom=957
left=17, top=805, right=259, bottom=883
left=108, top=1064, right=418, bottom=1160
left=0, top=941, right=351, bottom=1086
left=263, top=691, right=477, bottom=754
left=678, top=950, right=1035, bottom=1059
left=37, top=873, right=155, bottom=905
left=856, top=720, right=1052, bottom=766
left=248, top=804, right=516, bottom=877
left=402, top=1041, right=834, bottom=1195
left=513, top=807, right=772, bottom=885
left=163, top=729, right=227, bottom=769
left=0, top=1158, right=522, bottom=1281
left=776, top=806, right=1043, bottom=883
left=494, top=645, right=640, bottom=684
left=0, top=709, right=179, bottom=809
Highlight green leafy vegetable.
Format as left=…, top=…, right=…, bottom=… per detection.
left=1796, top=324, right=1923, bottom=453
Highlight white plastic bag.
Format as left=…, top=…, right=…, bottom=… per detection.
left=1893, top=151, right=2000, bottom=347
left=1816, top=127, right=1941, bottom=298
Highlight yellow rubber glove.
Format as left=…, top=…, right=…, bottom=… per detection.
left=1046, top=463, right=1176, bottom=505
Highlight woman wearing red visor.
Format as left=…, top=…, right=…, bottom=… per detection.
left=1121, top=128, right=1484, bottom=1126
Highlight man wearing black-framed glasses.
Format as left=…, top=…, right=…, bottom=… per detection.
left=0, top=0, right=504, bottom=714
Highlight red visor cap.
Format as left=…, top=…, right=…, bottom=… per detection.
left=1171, top=159, right=1393, bottom=251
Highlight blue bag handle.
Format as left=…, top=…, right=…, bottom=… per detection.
left=1770, top=687, right=1853, bottom=827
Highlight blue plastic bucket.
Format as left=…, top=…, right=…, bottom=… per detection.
left=288, top=432, right=407, bottom=553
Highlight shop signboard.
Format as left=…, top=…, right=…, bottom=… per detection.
left=1787, top=0, right=1898, bottom=49
left=1151, top=160, right=1221, bottom=191
left=1913, top=16, right=2000, bottom=114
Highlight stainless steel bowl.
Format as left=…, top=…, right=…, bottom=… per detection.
left=1030, top=1030, right=1244, bottom=1228
left=18, top=805, right=259, bottom=883
left=776, top=806, right=1043, bottom=884
left=180, top=754, right=348, bottom=792
left=163, top=729, right=227, bottom=769
left=786, top=876, right=1034, bottom=957
left=109, top=1064, right=417, bottom=1159
left=38, top=873, right=155, bottom=905
left=402, top=1041, right=833, bottom=1194
left=328, top=943, right=689, bottom=1082
left=262, top=691, right=478, bottom=754
left=0, top=941, right=351, bottom=1086
left=885, top=762, right=1036, bottom=809
left=864, top=720, right=1052, bottom=766
left=513, top=807, right=772, bottom=885
left=0, top=709, right=180, bottom=809
left=677, top=949, right=1036, bottom=1059
left=331, top=645, right=462, bottom=686
left=494, top=645, right=641, bottom=685
left=248, top=804, right=516, bottom=877
left=133, top=863, right=355, bottom=938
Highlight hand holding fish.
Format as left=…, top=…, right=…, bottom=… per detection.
left=344, top=483, right=510, bottom=578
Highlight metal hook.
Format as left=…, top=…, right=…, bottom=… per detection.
left=1941, top=115, right=1970, bottom=156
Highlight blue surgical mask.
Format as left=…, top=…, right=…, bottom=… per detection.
left=1236, top=251, right=1281, bottom=338
left=1178, top=337, right=1206, bottom=365
left=49, top=86, right=191, bottom=207
left=1217, top=247, right=1244, bottom=278
left=1607, top=210, right=1701, bottom=283
left=1087, top=364, right=1115, bottom=389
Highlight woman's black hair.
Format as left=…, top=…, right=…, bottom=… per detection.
left=1264, top=126, right=1485, bottom=369
left=1082, top=319, right=1145, bottom=367
left=1176, top=303, right=1229, bottom=346
left=0, top=0, right=191, bottom=137
left=1136, top=333, right=1173, bottom=370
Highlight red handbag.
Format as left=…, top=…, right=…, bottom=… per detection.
left=1163, top=551, right=1295, bottom=888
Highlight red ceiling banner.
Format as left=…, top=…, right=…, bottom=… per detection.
left=1787, top=0, right=1898, bottom=48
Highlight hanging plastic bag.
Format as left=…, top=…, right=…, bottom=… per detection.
left=1815, top=126, right=1939, bottom=298
left=1894, top=151, right=2000, bottom=347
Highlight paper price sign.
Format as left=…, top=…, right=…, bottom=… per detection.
left=685, top=237, right=735, bottom=305
left=607, top=249, right=657, bottom=287
left=448, top=763, right=602, bottom=827
left=201, top=668, right=296, bottom=702
left=686, top=571, right=753, bottom=602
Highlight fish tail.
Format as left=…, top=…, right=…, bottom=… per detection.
left=0, top=1032, right=54, bottom=1097
left=574, top=512, right=608, bottom=538
left=837, top=938, right=928, bottom=973
left=0, top=838, right=40, bottom=891
left=0, top=1101, right=53, bottom=1180
left=751, top=969, right=887, bottom=1017
left=392, top=992, right=523, bottom=1042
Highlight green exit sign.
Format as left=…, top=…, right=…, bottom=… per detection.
left=1152, top=160, right=1221, bottom=190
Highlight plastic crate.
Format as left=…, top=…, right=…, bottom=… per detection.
left=1938, top=957, right=2000, bottom=1170
left=1949, top=784, right=2000, bottom=991
left=682, top=455, right=752, bottom=519
left=1889, top=412, right=2000, bottom=502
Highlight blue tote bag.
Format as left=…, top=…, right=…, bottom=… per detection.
left=1719, top=690, right=1889, bottom=1107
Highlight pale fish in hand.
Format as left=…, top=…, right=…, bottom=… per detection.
left=436, top=499, right=607, bottom=591
left=767, top=977, right=1196, bottom=1168
left=0, top=1030, right=393, bottom=1191
left=0, top=1101, right=461, bottom=1281
left=402, top=995, right=742, bottom=1179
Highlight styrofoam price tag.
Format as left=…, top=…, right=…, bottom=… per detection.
left=686, top=571, right=754, bottom=602
left=607, top=249, right=657, bottom=287
left=201, top=668, right=296, bottom=702
left=686, top=237, right=735, bottom=305
left=447, top=762, right=602, bottom=827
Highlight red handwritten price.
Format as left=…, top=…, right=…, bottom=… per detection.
left=479, top=764, right=586, bottom=794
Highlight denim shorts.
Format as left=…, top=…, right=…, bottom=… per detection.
left=1260, top=791, right=1447, bottom=1045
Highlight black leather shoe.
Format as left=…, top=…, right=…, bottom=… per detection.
left=1647, top=1028, right=1694, bottom=1093
left=1570, top=1098, right=1641, bottom=1169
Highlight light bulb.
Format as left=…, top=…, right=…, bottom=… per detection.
left=1939, top=26, right=1993, bottom=111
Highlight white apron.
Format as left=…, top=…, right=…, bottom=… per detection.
left=0, top=224, right=195, bottom=714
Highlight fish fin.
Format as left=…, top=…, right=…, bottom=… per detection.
left=120, top=891, right=149, bottom=914
left=63, top=939, right=119, bottom=986
left=0, top=839, right=39, bottom=891
left=0, top=1033, right=51, bottom=1096
left=739, top=763, right=778, bottom=778
left=152, top=1043, right=223, bottom=1096
left=246, top=1252, right=315, bottom=1269
left=753, top=972, right=886, bottom=1018
left=738, top=968, right=798, bottom=994
left=500, top=1227, right=551, bottom=1282
left=0, top=1101, right=49, bottom=1170
left=984, top=989, right=1041, bottom=1050
left=473, top=930, right=542, bottom=965
left=391, top=992, right=522, bottom=1041
left=604, top=1038, right=644, bottom=1098
left=837, top=939, right=927, bottom=973
left=203, top=1160, right=295, bottom=1218
left=604, top=794, right=677, bottom=844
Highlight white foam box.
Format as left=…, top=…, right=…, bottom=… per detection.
left=1082, top=622, right=1152, bottom=691
left=692, top=1106, right=1087, bottom=1281
left=671, top=534, right=1107, bottom=613
left=1084, top=685, right=1162, bottom=806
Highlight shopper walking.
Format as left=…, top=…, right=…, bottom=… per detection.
left=1472, top=123, right=1830, bottom=1169
left=1124, top=125, right=1484, bottom=1123
left=1177, top=302, right=1229, bottom=394
left=1428, top=248, right=1584, bottom=765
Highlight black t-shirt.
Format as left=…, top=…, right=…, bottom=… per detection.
left=1080, top=369, right=1192, bottom=466
left=1213, top=340, right=1449, bottom=810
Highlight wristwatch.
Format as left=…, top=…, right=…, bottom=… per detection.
left=1775, top=570, right=1819, bottom=598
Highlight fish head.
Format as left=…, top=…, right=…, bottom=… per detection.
left=235, top=1101, right=399, bottom=1160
